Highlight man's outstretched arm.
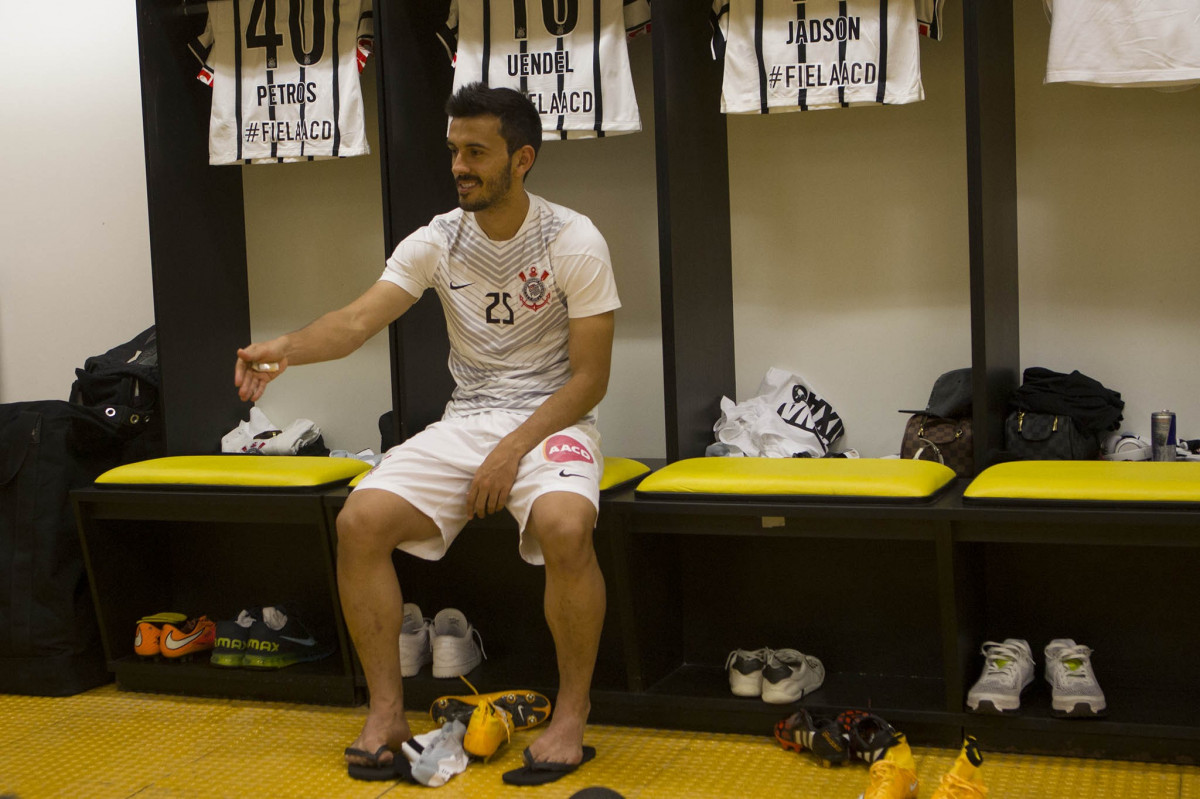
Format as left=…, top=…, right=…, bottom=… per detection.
left=467, top=310, right=615, bottom=517
left=235, top=281, right=419, bottom=402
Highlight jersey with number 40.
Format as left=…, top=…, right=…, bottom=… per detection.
left=190, top=0, right=373, bottom=165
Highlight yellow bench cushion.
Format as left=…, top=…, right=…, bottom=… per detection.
left=964, top=461, right=1200, bottom=504
left=599, top=457, right=652, bottom=491
left=347, top=456, right=651, bottom=491
left=635, top=457, right=956, bottom=501
left=96, top=455, right=370, bottom=490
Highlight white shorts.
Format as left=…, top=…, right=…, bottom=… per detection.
left=351, top=410, right=603, bottom=565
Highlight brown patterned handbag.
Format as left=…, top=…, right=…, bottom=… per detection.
left=901, top=413, right=974, bottom=478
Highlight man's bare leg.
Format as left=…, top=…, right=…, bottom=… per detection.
left=337, top=489, right=440, bottom=766
left=524, top=492, right=604, bottom=766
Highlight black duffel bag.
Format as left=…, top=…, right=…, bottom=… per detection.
left=70, top=326, right=162, bottom=463
left=0, top=400, right=146, bottom=695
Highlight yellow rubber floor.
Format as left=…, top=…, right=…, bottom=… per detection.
left=1, top=685, right=1197, bottom=798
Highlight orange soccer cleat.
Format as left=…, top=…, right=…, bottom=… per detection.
left=133, top=612, right=188, bottom=658
left=160, top=616, right=217, bottom=659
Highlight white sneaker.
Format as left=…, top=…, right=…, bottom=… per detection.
left=725, top=647, right=771, bottom=697
left=966, top=639, right=1035, bottom=713
left=760, top=648, right=825, bottom=704
left=430, top=608, right=485, bottom=678
left=399, top=603, right=433, bottom=677
left=1044, top=638, right=1107, bottom=717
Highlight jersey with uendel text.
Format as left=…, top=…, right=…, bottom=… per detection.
left=438, top=0, right=647, bottom=140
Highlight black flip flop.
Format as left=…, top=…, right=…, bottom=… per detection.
left=345, top=744, right=412, bottom=782
left=502, top=745, right=597, bottom=786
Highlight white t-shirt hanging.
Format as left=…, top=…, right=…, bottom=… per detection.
left=189, top=0, right=374, bottom=165
left=439, top=0, right=648, bottom=140
left=711, top=0, right=942, bottom=114
left=1044, top=0, right=1200, bottom=89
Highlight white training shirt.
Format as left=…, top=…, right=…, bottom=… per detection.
left=1044, top=0, right=1200, bottom=89
left=380, top=194, right=621, bottom=422
left=189, top=0, right=374, bottom=165
left=438, top=0, right=648, bottom=140
left=712, top=0, right=941, bottom=113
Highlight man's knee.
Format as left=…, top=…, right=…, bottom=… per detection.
left=533, top=518, right=596, bottom=571
left=336, top=490, right=436, bottom=558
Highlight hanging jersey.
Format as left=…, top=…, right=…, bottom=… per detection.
left=711, top=0, right=939, bottom=113
left=438, top=0, right=647, bottom=140
left=916, top=0, right=943, bottom=41
left=189, top=0, right=374, bottom=165
left=1044, top=0, right=1200, bottom=88
left=379, top=194, right=621, bottom=421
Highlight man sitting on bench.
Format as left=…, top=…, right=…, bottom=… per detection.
left=234, top=83, right=619, bottom=783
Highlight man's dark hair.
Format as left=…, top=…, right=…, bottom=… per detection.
left=445, top=82, right=542, bottom=163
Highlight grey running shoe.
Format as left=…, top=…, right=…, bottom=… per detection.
left=1044, top=638, right=1106, bottom=717
left=966, top=638, right=1035, bottom=714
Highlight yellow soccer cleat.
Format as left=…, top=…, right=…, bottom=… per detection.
left=859, top=733, right=918, bottom=799
left=463, top=701, right=515, bottom=760
left=932, top=736, right=988, bottom=798
left=430, top=677, right=552, bottom=731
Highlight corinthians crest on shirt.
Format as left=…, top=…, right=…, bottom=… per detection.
left=518, top=268, right=552, bottom=311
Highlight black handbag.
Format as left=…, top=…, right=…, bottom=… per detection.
left=901, top=414, right=973, bottom=477
left=0, top=400, right=140, bottom=695
left=1004, top=411, right=1100, bottom=460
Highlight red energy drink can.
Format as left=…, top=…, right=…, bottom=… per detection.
left=1151, top=411, right=1177, bottom=461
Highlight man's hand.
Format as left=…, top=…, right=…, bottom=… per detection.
left=467, top=444, right=522, bottom=518
left=234, top=342, right=289, bottom=402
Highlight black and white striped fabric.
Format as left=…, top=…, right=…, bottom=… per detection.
left=1044, top=0, right=1200, bottom=88
left=379, top=195, right=621, bottom=422
left=711, top=0, right=940, bottom=114
left=189, top=0, right=374, bottom=165
left=438, top=0, right=649, bottom=140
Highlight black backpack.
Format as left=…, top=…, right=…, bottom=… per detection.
left=69, top=326, right=162, bottom=463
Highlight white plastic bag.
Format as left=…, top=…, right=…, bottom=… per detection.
left=713, top=367, right=844, bottom=458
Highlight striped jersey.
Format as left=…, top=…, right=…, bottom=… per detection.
left=379, top=194, right=621, bottom=421
left=438, top=0, right=649, bottom=140
left=916, top=0, right=943, bottom=41
left=1044, top=0, right=1200, bottom=88
left=711, top=0, right=942, bottom=113
left=189, top=0, right=374, bottom=165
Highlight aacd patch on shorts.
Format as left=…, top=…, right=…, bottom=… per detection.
left=543, top=434, right=595, bottom=464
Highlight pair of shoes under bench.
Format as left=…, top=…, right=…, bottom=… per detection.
left=134, top=613, right=215, bottom=660
left=726, top=646, right=824, bottom=703
left=211, top=606, right=332, bottom=669
left=966, top=637, right=1105, bottom=717
left=400, top=604, right=485, bottom=678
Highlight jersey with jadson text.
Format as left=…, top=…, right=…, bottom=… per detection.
left=189, top=0, right=374, bottom=165
left=379, top=194, right=621, bottom=422
left=1044, top=0, right=1200, bottom=88
left=438, top=0, right=649, bottom=140
left=711, top=0, right=943, bottom=113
